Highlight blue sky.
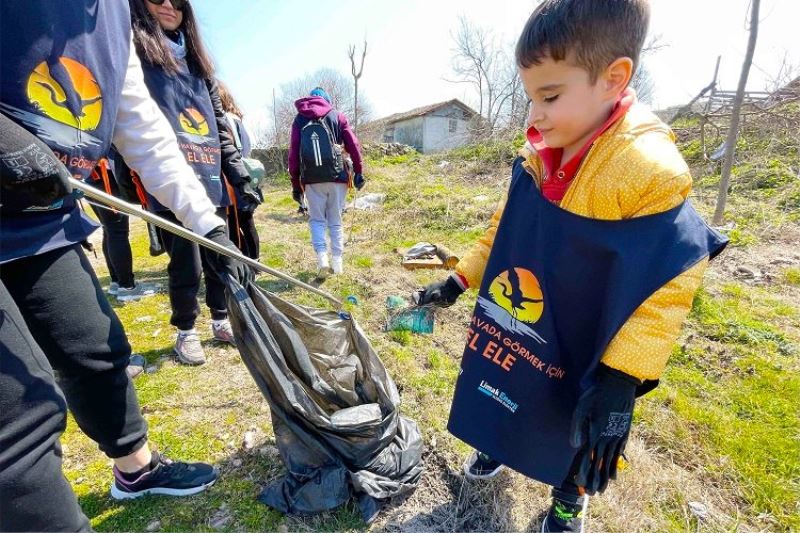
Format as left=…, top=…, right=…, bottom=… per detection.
left=192, top=0, right=799, bottom=134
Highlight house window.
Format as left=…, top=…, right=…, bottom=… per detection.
left=449, top=118, right=458, bottom=133
left=383, top=127, right=395, bottom=143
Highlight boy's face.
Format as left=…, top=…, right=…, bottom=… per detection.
left=520, top=56, right=623, bottom=159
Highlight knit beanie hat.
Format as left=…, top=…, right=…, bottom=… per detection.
left=309, top=87, right=332, bottom=104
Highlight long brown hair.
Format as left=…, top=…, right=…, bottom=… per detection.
left=129, top=0, right=215, bottom=79
left=217, top=80, right=243, bottom=118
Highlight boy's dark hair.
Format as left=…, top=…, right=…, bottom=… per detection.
left=515, top=0, right=650, bottom=82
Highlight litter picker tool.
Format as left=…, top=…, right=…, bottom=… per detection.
left=70, top=177, right=342, bottom=308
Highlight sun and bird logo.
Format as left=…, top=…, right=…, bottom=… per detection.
left=178, top=107, right=209, bottom=135
left=488, top=267, right=544, bottom=324
left=476, top=266, right=547, bottom=344
left=26, top=56, right=209, bottom=137
left=26, top=57, right=103, bottom=131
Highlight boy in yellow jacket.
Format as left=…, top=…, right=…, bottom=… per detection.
left=415, top=1, right=726, bottom=531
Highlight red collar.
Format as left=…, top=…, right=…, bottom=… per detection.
left=527, top=88, right=636, bottom=202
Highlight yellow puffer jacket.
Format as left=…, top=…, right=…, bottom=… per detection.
left=455, top=104, right=707, bottom=381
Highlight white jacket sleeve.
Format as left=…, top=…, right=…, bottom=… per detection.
left=111, top=37, right=223, bottom=236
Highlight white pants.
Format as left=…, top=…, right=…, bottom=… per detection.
left=304, top=182, right=348, bottom=257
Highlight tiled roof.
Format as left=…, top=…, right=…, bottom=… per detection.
left=370, top=99, right=479, bottom=126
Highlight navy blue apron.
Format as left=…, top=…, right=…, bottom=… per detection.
left=447, top=157, right=727, bottom=486
left=0, top=0, right=130, bottom=263
left=140, top=60, right=228, bottom=210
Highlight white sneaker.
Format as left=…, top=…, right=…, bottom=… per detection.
left=174, top=331, right=206, bottom=365
left=108, top=282, right=120, bottom=296
left=316, top=252, right=332, bottom=278
left=211, top=319, right=236, bottom=345
left=331, top=256, right=343, bottom=274
left=116, top=282, right=159, bottom=302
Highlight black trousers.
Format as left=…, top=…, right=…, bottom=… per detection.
left=157, top=209, right=227, bottom=330
left=228, top=208, right=260, bottom=260
left=0, top=244, right=149, bottom=531
left=90, top=203, right=134, bottom=288
left=86, top=177, right=135, bottom=289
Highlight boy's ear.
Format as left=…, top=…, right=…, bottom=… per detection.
left=601, top=57, right=634, bottom=98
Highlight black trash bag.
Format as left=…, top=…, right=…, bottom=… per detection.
left=224, top=278, right=424, bottom=522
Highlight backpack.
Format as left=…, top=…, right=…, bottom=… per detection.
left=225, top=113, right=267, bottom=189
left=298, top=111, right=343, bottom=183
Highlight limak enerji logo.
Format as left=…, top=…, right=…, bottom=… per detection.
left=477, top=380, right=519, bottom=413
left=178, top=107, right=209, bottom=136
left=27, top=57, right=103, bottom=131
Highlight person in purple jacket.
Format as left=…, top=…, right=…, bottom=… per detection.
left=288, top=87, right=365, bottom=276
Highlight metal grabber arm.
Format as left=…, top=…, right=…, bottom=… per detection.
left=69, top=177, right=342, bottom=308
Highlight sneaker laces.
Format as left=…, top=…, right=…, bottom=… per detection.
left=147, top=454, right=190, bottom=480
left=178, top=331, right=201, bottom=343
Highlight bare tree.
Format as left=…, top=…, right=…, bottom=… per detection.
left=631, top=35, right=666, bottom=106
left=713, top=0, right=760, bottom=225
left=348, top=40, right=367, bottom=134
left=641, top=34, right=667, bottom=55
left=266, top=68, right=373, bottom=147
left=764, top=50, right=799, bottom=93
left=447, top=16, right=519, bottom=132
left=631, top=62, right=656, bottom=105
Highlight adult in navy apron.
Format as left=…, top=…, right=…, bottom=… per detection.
left=130, top=0, right=255, bottom=364
left=447, top=157, right=727, bottom=487
left=1, top=1, right=236, bottom=529
left=0, top=4, right=134, bottom=531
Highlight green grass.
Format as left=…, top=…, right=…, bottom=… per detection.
left=444, top=132, right=525, bottom=167
left=783, top=267, right=800, bottom=286
left=639, top=286, right=800, bottom=530
left=59, top=116, right=800, bottom=531
left=351, top=255, right=374, bottom=268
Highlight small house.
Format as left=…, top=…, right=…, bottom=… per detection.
left=364, top=99, right=479, bottom=153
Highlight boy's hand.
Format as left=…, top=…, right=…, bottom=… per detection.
left=569, top=364, right=638, bottom=495
left=292, top=188, right=303, bottom=204
left=413, top=274, right=465, bottom=307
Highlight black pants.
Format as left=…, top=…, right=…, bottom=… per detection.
left=86, top=178, right=135, bottom=289
left=228, top=208, right=260, bottom=260
left=90, top=202, right=134, bottom=288
left=0, top=245, right=149, bottom=531
left=157, top=209, right=227, bottom=330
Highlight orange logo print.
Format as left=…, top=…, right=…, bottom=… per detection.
left=26, top=57, right=102, bottom=131
left=179, top=107, right=209, bottom=135
left=488, top=268, right=544, bottom=324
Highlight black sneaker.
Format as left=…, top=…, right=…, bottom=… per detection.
left=463, top=451, right=505, bottom=480
left=541, top=489, right=588, bottom=533
left=110, top=454, right=218, bottom=499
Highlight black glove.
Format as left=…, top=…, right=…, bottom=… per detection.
left=353, top=173, right=366, bottom=190
left=1, top=112, right=72, bottom=212
left=236, top=180, right=262, bottom=211
left=292, top=188, right=303, bottom=204
left=569, top=364, right=638, bottom=495
left=204, top=226, right=252, bottom=284
left=413, top=274, right=465, bottom=308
